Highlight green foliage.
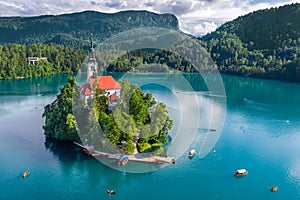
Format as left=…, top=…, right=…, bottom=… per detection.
left=42, top=77, right=173, bottom=155
left=200, top=3, right=300, bottom=82
left=147, top=103, right=173, bottom=146
left=137, top=142, right=152, bottom=153
left=125, top=140, right=135, bottom=154
left=151, top=143, right=164, bottom=156
left=218, top=3, right=300, bottom=50
left=0, top=11, right=178, bottom=48
left=107, top=48, right=207, bottom=73
left=0, top=43, right=87, bottom=80
left=42, top=77, right=81, bottom=141
left=113, top=107, right=138, bottom=137
left=94, top=89, right=109, bottom=118
left=129, top=88, right=150, bottom=125
left=96, top=80, right=173, bottom=154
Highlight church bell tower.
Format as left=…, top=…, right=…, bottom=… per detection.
left=87, top=35, right=98, bottom=82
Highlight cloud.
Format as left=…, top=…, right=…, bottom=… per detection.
left=153, top=0, right=194, bottom=16
left=0, top=0, right=298, bottom=36
left=178, top=0, right=299, bottom=36
left=103, top=0, right=125, bottom=8
left=180, top=19, right=221, bottom=36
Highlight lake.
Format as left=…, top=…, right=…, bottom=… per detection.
left=0, top=73, right=300, bottom=200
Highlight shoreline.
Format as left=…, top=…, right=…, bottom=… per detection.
left=1, top=71, right=300, bottom=84
left=74, top=142, right=176, bottom=164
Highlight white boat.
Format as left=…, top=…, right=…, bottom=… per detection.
left=188, top=149, right=196, bottom=157
left=234, top=169, right=248, bottom=177
left=106, top=189, right=116, bottom=195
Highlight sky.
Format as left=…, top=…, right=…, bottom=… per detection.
left=0, top=0, right=299, bottom=36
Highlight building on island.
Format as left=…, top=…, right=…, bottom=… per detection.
left=80, top=39, right=121, bottom=105
left=28, top=57, right=47, bottom=65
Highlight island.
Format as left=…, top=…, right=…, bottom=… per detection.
left=42, top=43, right=174, bottom=164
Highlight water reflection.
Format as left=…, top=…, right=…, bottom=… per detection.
left=223, top=74, right=300, bottom=107
left=288, top=160, right=300, bottom=186
left=0, top=74, right=70, bottom=96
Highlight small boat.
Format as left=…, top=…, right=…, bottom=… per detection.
left=234, top=169, right=248, bottom=177
left=121, top=156, right=129, bottom=165
left=270, top=186, right=278, bottom=192
left=106, top=189, right=116, bottom=195
left=188, top=149, right=196, bottom=157
left=118, top=155, right=129, bottom=165
left=22, top=170, right=29, bottom=178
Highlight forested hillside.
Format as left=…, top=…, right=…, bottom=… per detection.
left=1, top=5, right=300, bottom=82
left=0, top=10, right=178, bottom=48
left=0, top=43, right=87, bottom=79
left=200, top=3, right=300, bottom=82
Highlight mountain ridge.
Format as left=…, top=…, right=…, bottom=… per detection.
left=1, top=4, right=300, bottom=82
left=0, top=10, right=179, bottom=48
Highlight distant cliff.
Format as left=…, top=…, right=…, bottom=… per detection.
left=0, top=10, right=179, bottom=48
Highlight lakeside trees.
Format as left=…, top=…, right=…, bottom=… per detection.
left=106, top=49, right=199, bottom=73
left=42, top=77, right=81, bottom=141
left=0, top=43, right=87, bottom=79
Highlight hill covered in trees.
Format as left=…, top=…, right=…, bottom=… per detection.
left=1, top=4, right=300, bottom=82
left=200, top=3, right=300, bottom=82
left=0, top=10, right=178, bottom=48
left=0, top=43, right=87, bottom=79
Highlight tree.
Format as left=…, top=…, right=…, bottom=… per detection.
left=42, top=77, right=81, bottom=141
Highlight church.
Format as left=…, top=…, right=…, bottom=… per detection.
left=80, top=40, right=121, bottom=103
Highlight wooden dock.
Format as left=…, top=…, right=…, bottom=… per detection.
left=74, top=142, right=175, bottom=164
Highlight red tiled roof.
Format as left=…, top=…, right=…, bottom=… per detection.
left=89, top=76, right=121, bottom=90
left=109, top=93, right=118, bottom=102
left=80, top=83, right=92, bottom=96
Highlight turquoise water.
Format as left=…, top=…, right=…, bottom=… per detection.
left=1, top=74, right=300, bottom=199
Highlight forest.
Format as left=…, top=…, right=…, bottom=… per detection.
left=42, top=78, right=173, bottom=155
left=0, top=43, right=87, bottom=79
left=199, top=3, right=300, bottom=82
left=1, top=4, right=300, bottom=81
left=106, top=47, right=211, bottom=73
